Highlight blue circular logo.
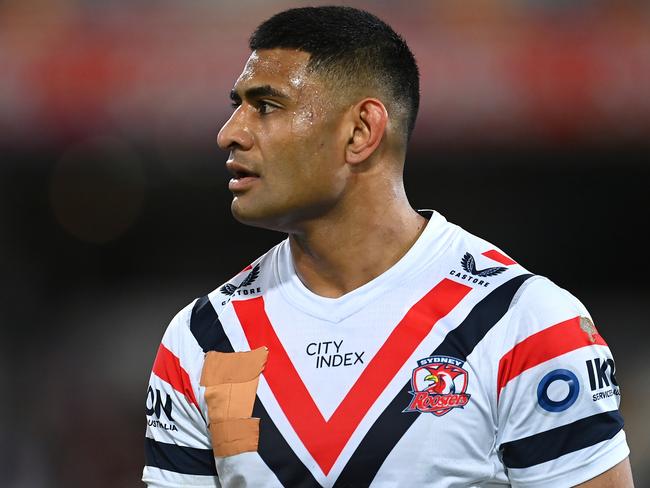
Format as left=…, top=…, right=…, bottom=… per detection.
left=537, top=369, right=580, bottom=412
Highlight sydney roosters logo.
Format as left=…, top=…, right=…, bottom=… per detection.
left=404, top=356, right=471, bottom=416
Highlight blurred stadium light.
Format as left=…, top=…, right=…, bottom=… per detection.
left=1, top=0, right=649, bottom=152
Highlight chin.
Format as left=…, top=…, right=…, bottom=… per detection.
left=233, top=199, right=310, bottom=234
left=231, top=199, right=281, bottom=231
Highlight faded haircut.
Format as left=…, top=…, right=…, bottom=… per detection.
left=249, top=6, right=420, bottom=141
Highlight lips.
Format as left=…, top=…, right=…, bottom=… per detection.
left=226, top=161, right=260, bottom=192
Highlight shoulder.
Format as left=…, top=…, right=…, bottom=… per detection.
left=207, top=241, right=283, bottom=313
left=447, top=220, right=522, bottom=271
left=491, top=275, right=601, bottom=380
left=434, top=215, right=596, bottom=343
left=506, top=275, right=592, bottom=339
left=446, top=219, right=585, bottom=321
left=438, top=216, right=531, bottom=293
left=166, top=241, right=284, bottom=354
left=159, top=300, right=202, bottom=359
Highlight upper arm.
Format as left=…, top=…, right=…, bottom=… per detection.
left=574, top=458, right=634, bottom=487
left=142, top=304, right=221, bottom=488
left=495, top=278, right=630, bottom=487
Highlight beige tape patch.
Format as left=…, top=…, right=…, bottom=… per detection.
left=200, top=347, right=268, bottom=457
left=204, top=378, right=259, bottom=421
left=200, top=347, right=268, bottom=386
left=209, top=418, right=260, bottom=457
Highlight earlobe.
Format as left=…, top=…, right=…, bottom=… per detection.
left=345, top=98, right=388, bottom=165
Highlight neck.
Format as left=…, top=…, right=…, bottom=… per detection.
left=288, top=182, right=426, bottom=298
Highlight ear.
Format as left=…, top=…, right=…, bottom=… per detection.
left=345, top=98, right=388, bottom=165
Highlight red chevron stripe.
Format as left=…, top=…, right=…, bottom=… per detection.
left=497, top=316, right=607, bottom=400
left=152, top=343, right=200, bottom=410
left=233, top=278, right=471, bottom=475
left=482, top=249, right=517, bottom=266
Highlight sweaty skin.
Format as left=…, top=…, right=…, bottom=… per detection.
left=219, top=50, right=347, bottom=228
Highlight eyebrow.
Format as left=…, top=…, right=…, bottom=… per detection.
left=230, top=85, right=290, bottom=103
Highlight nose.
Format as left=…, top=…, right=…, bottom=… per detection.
left=217, top=108, right=253, bottom=152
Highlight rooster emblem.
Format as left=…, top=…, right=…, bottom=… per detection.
left=405, top=356, right=472, bottom=416
left=424, top=370, right=455, bottom=395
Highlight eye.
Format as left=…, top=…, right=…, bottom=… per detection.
left=258, top=101, right=278, bottom=115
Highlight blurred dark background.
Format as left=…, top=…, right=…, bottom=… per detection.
left=1, top=1, right=648, bottom=486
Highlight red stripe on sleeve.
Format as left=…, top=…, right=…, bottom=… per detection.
left=482, top=249, right=517, bottom=266
left=152, top=343, right=200, bottom=410
left=497, top=316, right=607, bottom=400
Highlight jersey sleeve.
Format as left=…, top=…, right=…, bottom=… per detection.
left=495, top=277, right=629, bottom=487
left=142, top=302, right=221, bottom=488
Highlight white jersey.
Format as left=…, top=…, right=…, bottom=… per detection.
left=142, top=211, right=628, bottom=487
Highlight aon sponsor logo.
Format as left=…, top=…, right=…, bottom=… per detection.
left=145, top=386, right=179, bottom=431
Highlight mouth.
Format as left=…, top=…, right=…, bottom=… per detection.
left=226, top=161, right=260, bottom=192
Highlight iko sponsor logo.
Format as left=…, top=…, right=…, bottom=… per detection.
left=536, top=369, right=580, bottom=412
left=586, top=357, right=620, bottom=402
left=220, top=264, right=262, bottom=305
left=145, top=386, right=178, bottom=432
left=306, top=340, right=365, bottom=369
left=448, top=252, right=508, bottom=288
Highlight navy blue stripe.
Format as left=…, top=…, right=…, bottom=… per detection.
left=432, top=273, right=533, bottom=361
left=501, top=410, right=624, bottom=469
left=144, top=437, right=217, bottom=476
left=190, top=295, right=233, bottom=353
left=254, top=398, right=322, bottom=488
left=189, top=296, right=321, bottom=487
left=334, top=273, right=534, bottom=488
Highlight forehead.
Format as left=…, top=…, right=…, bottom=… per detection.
left=234, top=49, right=314, bottom=93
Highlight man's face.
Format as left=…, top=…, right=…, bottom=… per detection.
left=217, top=49, right=349, bottom=231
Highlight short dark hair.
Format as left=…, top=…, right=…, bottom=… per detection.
left=249, top=6, right=420, bottom=140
